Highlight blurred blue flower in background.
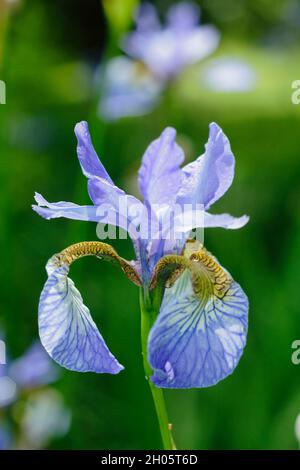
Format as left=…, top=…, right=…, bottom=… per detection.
left=202, top=57, right=257, bottom=93
left=0, top=337, right=70, bottom=449
left=33, top=120, right=249, bottom=389
left=97, top=2, right=220, bottom=122
left=0, top=340, right=58, bottom=408
left=123, top=1, right=220, bottom=81
left=9, top=341, right=58, bottom=389
left=97, top=56, right=162, bottom=121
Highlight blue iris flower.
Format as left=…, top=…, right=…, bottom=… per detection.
left=98, top=2, right=220, bottom=121
left=123, top=2, right=220, bottom=81
left=32, top=121, right=249, bottom=389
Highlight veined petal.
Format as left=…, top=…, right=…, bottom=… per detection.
left=138, top=127, right=185, bottom=206
left=74, top=121, right=113, bottom=183
left=39, top=242, right=141, bottom=374
left=204, top=212, right=249, bottom=229
left=39, top=264, right=123, bottom=374
left=148, top=246, right=248, bottom=388
left=177, top=123, right=235, bottom=210
left=32, top=193, right=100, bottom=222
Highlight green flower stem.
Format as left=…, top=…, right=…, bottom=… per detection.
left=140, top=287, right=176, bottom=450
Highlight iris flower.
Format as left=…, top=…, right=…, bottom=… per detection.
left=97, top=2, right=220, bottom=122
left=123, top=2, right=220, bottom=81
left=33, top=121, right=249, bottom=390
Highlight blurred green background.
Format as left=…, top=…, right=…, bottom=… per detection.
left=1, top=0, right=300, bottom=450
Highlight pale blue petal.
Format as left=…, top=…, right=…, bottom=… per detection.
left=138, top=127, right=185, bottom=205
left=38, top=261, right=123, bottom=374
left=148, top=269, right=248, bottom=388
left=123, top=3, right=219, bottom=80
left=9, top=341, right=58, bottom=388
left=98, top=57, right=162, bottom=121
left=177, top=123, right=235, bottom=210
left=74, top=121, right=113, bottom=183
left=135, top=2, right=161, bottom=32
left=32, top=193, right=100, bottom=222
left=122, top=4, right=160, bottom=60
left=167, top=2, right=200, bottom=30
left=88, top=178, right=143, bottom=239
left=204, top=212, right=249, bottom=229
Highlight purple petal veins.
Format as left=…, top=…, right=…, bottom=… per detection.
left=148, top=269, right=248, bottom=388
left=38, top=260, right=123, bottom=374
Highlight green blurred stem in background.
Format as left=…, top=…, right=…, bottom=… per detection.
left=140, top=287, right=176, bottom=450
left=102, top=0, right=138, bottom=57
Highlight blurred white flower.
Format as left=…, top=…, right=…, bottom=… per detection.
left=202, top=57, right=256, bottom=92
left=20, top=389, right=71, bottom=449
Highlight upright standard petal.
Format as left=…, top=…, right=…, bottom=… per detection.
left=177, top=123, right=235, bottom=210
left=138, top=127, right=185, bottom=205
left=148, top=246, right=248, bottom=388
left=38, top=242, right=141, bottom=374
left=74, top=121, right=113, bottom=183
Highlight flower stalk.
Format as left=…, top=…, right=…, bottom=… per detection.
left=140, top=287, right=176, bottom=450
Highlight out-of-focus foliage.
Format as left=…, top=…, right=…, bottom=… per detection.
left=0, top=0, right=300, bottom=449
left=103, top=0, right=138, bottom=40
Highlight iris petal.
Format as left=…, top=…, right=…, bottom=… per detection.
left=148, top=250, right=248, bottom=388
left=33, top=191, right=143, bottom=241
left=204, top=212, right=249, bottom=229
left=39, top=260, right=123, bottom=374
left=32, top=193, right=100, bottom=222
left=74, top=121, right=113, bottom=183
left=38, top=241, right=142, bottom=374
left=167, top=2, right=200, bottom=29
left=138, top=127, right=185, bottom=206
left=178, top=123, right=235, bottom=210
left=88, top=178, right=143, bottom=239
